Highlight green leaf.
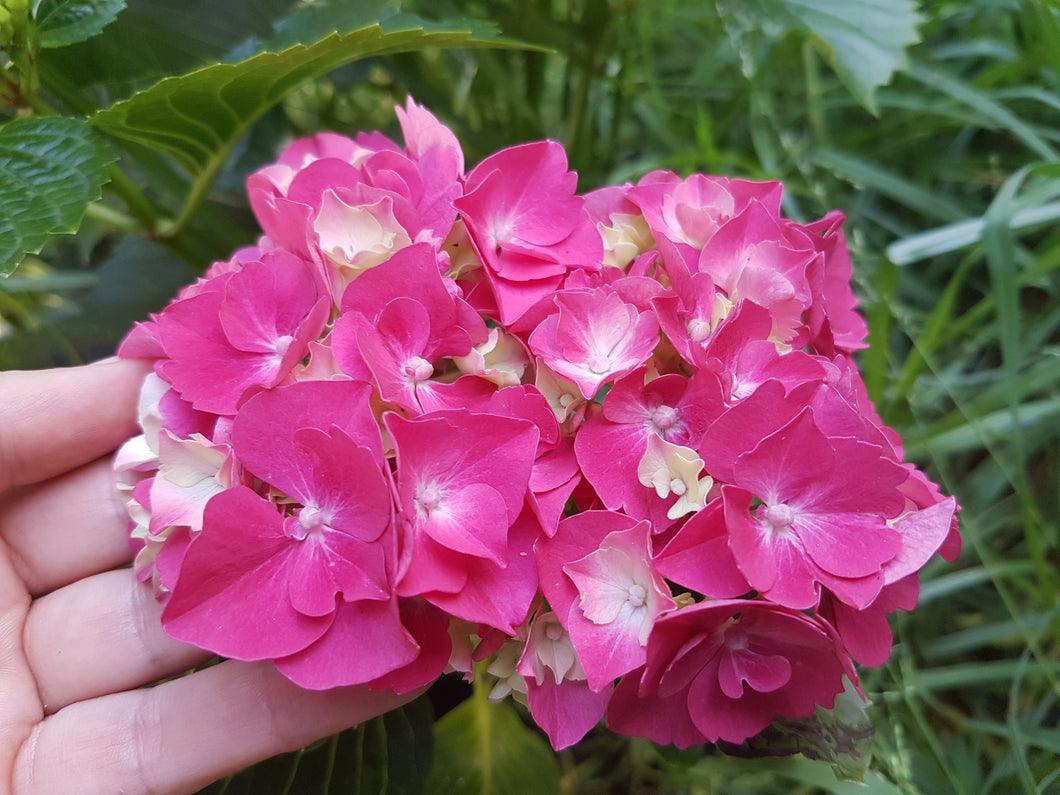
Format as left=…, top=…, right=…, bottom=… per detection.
left=425, top=696, right=560, bottom=795
left=90, top=15, right=511, bottom=177
left=37, top=0, right=299, bottom=103
left=718, top=0, right=921, bottom=113
left=718, top=678, right=876, bottom=782
left=193, top=697, right=435, bottom=795
left=88, top=13, right=520, bottom=235
left=0, top=237, right=196, bottom=368
left=34, top=0, right=126, bottom=48
left=0, top=116, right=116, bottom=277
left=336, top=695, right=435, bottom=795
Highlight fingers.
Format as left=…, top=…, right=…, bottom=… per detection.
left=0, top=457, right=133, bottom=596
left=13, top=660, right=422, bottom=795
left=0, top=358, right=149, bottom=493
left=22, top=569, right=210, bottom=714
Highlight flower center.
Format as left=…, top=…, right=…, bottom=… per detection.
left=403, top=356, right=434, bottom=381
left=627, top=584, right=647, bottom=608
left=762, top=502, right=795, bottom=530
left=298, top=505, right=326, bottom=537
left=416, top=484, right=443, bottom=514
left=650, top=405, right=678, bottom=431
left=274, top=334, right=295, bottom=360
left=686, top=318, right=712, bottom=343
left=587, top=353, right=611, bottom=374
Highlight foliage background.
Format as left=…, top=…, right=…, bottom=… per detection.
left=2, top=0, right=1058, bottom=792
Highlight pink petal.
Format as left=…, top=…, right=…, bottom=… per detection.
left=274, top=596, right=420, bottom=689
left=162, top=487, right=332, bottom=659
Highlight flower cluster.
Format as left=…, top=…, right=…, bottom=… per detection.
left=116, top=99, right=960, bottom=751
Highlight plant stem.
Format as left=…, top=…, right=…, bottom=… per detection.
left=83, top=201, right=142, bottom=235
left=104, top=163, right=160, bottom=232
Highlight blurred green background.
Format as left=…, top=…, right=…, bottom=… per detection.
left=2, top=0, right=1058, bottom=792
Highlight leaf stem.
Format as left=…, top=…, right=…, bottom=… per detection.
left=83, top=201, right=141, bottom=235
left=103, top=163, right=160, bottom=232
left=471, top=661, right=495, bottom=793
left=157, top=147, right=232, bottom=241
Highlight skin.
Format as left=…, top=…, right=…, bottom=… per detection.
left=0, top=358, right=417, bottom=794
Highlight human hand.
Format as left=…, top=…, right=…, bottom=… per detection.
left=0, top=359, right=419, bottom=794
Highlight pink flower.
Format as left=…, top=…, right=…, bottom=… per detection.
left=628, top=170, right=783, bottom=258
left=516, top=611, right=614, bottom=749
left=691, top=202, right=816, bottom=344
left=385, top=409, right=539, bottom=621
left=794, top=211, right=869, bottom=354
left=536, top=511, right=676, bottom=691
left=330, top=243, right=486, bottom=391
left=528, top=287, right=660, bottom=400
left=247, top=99, right=464, bottom=300
left=574, top=367, right=724, bottom=529
left=454, top=140, right=603, bottom=326
left=154, top=250, right=329, bottom=415
left=160, top=379, right=421, bottom=688
left=720, top=407, right=906, bottom=610
left=607, top=600, right=853, bottom=746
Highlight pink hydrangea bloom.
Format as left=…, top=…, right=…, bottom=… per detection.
left=115, top=98, right=962, bottom=755
left=154, top=250, right=329, bottom=415
left=529, top=287, right=660, bottom=400
left=607, top=600, right=853, bottom=746
left=537, top=511, right=676, bottom=691
left=454, top=140, right=603, bottom=326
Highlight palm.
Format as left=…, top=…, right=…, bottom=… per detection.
left=0, top=361, right=417, bottom=794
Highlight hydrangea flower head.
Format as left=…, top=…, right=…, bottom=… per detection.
left=116, top=98, right=961, bottom=756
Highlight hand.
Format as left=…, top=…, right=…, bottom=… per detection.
left=0, top=359, right=418, bottom=794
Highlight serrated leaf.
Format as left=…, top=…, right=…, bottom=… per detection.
left=35, top=0, right=126, bottom=48
left=89, top=17, right=517, bottom=180
left=425, top=696, right=560, bottom=795
left=37, top=0, right=298, bottom=102
left=0, top=116, right=116, bottom=277
left=718, top=0, right=921, bottom=113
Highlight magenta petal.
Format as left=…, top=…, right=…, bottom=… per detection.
left=686, top=660, right=775, bottom=743
left=368, top=597, right=453, bottom=694
left=420, top=482, right=510, bottom=562
left=162, top=487, right=332, bottom=659
left=232, top=380, right=384, bottom=471
left=283, top=522, right=342, bottom=617
left=884, top=496, right=958, bottom=583
left=823, top=596, right=895, bottom=667
left=655, top=498, right=751, bottom=598
left=607, top=668, right=706, bottom=748
left=274, top=596, right=419, bottom=689
left=716, top=648, right=791, bottom=698
left=424, top=507, right=541, bottom=633
left=525, top=676, right=614, bottom=750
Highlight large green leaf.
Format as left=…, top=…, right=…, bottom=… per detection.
left=34, top=0, right=126, bottom=48
left=718, top=0, right=921, bottom=113
left=0, top=116, right=115, bottom=277
left=425, top=696, right=560, bottom=795
left=37, top=0, right=299, bottom=102
left=90, top=16, right=512, bottom=178
left=88, top=12, right=519, bottom=236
